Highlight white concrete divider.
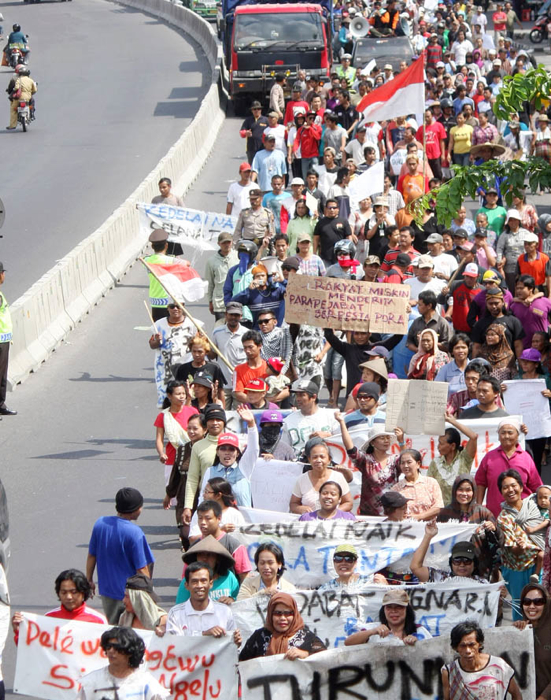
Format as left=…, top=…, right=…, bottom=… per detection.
left=8, top=0, right=225, bottom=389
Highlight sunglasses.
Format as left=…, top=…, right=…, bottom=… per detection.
left=167, top=304, right=178, bottom=310
left=452, top=557, right=473, bottom=564
left=327, top=206, right=338, bottom=210
left=258, top=319, right=273, bottom=325
left=523, top=597, right=545, bottom=606
left=334, top=554, right=357, bottom=563
left=103, top=642, right=125, bottom=652
left=282, top=267, right=294, bottom=272
left=273, top=610, right=294, bottom=616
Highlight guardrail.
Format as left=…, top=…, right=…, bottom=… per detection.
left=7, top=0, right=225, bottom=388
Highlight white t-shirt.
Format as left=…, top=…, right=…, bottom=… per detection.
left=360, top=622, right=433, bottom=644
left=78, top=667, right=169, bottom=700
left=189, top=506, right=246, bottom=538
left=264, top=124, right=287, bottom=155
left=292, top=469, right=350, bottom=510
left=282, top=408, right=338, bottom=456
left=167, top=599, right=235, bottom=636
left=430, top=253, right=458, bottom=279
left=227, top=181, right=257, bottom=219
left=404, top=276, right=447, bottom=303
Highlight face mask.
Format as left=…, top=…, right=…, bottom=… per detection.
left=239, top=251, right=250, bottom=275
left=259, top=424, right=281, bottom=452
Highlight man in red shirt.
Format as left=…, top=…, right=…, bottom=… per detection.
left=12, top=569, right=106, bottom=643
left=443, top=262, right=482, bottom=332
left=283, top=83, right=310, bottom=128
left=492, top=3, right=507, bottom=43
left=416, top=110, right=446, bottom=180
left=381, top=226, right=419, bottom=272
left=516, top=232, right=551, bottom=295
left=232, top=330, right=268, bottom=403
left=295, top=111, right=323, bottom=180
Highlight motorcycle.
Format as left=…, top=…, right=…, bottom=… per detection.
left=529, top=13, right=551, bottom=43
left=16, top=100, right=31, bottom=132
left=7, top=45, right=29, bottom=69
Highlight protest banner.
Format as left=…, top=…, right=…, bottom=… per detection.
left=239, top=626, right=535, bottom=700
left=385, top=380, right=449, bottom=435
left=326, top=415, right=524, bottom=470
left=233, top=520, right=477, bottom=588
left=137, top=202, right=234, bottom=255
left=250, top=459, right=304, bottom=512
left=349, top=161, right=385, bottom=209
left=284, top=276, right=410, bottom=334
left=503, top=378, right=551, bottom=439
left=13, top=614, right=238, bottom=700
left=232, top=580, right=501, bottom=647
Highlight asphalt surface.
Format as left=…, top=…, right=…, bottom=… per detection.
left=0, top=0, right=210, bottom=301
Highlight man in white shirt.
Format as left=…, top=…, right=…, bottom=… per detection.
left=164, top=562, right=241, bottom=643
left=226, top=163, right=257, bottom=218
left=405, top=255, right=447, bottom=313
left=264, top=111, right=287, bottom=156
left=281, top=379, right=338, bottom=456
left=426, top=233, right=459, bottom=281
left=211, top=303, right=247, bottom=408
left=472, top=6, right=487, bottom=32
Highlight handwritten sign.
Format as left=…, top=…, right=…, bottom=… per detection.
left=250, top=459, right=304, bottom=512
left=137, top=202, right=235, bottom=245
left=239, top=627, right=535, bottom=700
left=385, top=380, right=449, bottom=435
left=233, top=520, right=476, bottom=588
left=233, top=580, right=501, bottom=647
left=503, top=378, right=551, bottom=439
left=285, top=276, right=410, bottom=334
left=13, top=614, right=237, bottom=700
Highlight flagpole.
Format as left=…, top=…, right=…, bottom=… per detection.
left=140, top=258, right=235, bottom=373
left=422, top=51, right=427, bottom=194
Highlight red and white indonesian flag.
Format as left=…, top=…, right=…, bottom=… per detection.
left=356, top=55, right=425, bottom=123
left=147, top=261, right=207, bottom=303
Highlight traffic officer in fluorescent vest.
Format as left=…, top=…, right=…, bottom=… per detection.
left=232, top=189, right=274, bottom=246
left=0, top=262, right=16, bottom=415
left=144, top=229, right=178, bottom=322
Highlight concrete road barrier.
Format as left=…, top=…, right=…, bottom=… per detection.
left=8, top=0, right=225, bottom=389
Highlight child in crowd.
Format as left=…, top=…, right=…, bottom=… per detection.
left=522, top=484, right=551, bottom=582
left=264, top=357, right=291, bottom=404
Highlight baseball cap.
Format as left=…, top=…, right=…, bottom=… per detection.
left=192, top=371, right=214, bottom=388
left=493, top=58, right=502, bottom=66
left=453, top=228, right=468, bottom=239
left=226, top=301, right=243, bottom=314
left=459, top=241, right=475, bottom=251
left=521, top=348, right=542, bottom=362
left=380, top=491, right=410, bottom=509
left=474, top=228, right=488, bottom=238
left=239, top=162, right=252, bottom=172
left=356, top=382, right=380, bottom=399
left=292, top=82, right=303, bottom=91
left=260, top=409, right=284, bottom=424
left=463, top=262, right=479, bottom=277
left=267, top=111, right=279, bottom=118
left=482, top=270, right=500, bottom=282
left=290, top=177, right=305, bottom=186
left=267, top=357, right=284, bottom=374
left=364, top=255, right=381, bottom=265
left=436, top=61, right=445, bottom=67
left=396, top=252, right=412, bottom=267
left=217, top=433, right=241, bottom=450
left=382, top=589, right=410, bottom=606
left=334, top=544, right=358, bottom=558
left=282, top=256, right=300, bottom=271
left=384, top=63, right=393, bottom=70
left=426, top=233, right=444, bottom=244
left=245, top=378, right=268, bottom=392
left=416, top=254, right=434, bottom=269
left=451, top=541, right=476, bottom=560
left=297, top=232, right=312, bottom=243
left=291, top=378, right=319, bottom=395
left=524, top=232, right=539, bottom=243
left=324, top=146, right=337, bottom=155
left=264, top=133, right=276, bottom=141
left=218, top=232, right=233, bottom=243
left=366, top=346, right=389, bottom=359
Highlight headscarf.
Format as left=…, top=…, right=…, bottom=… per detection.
left=118, top=588, right=167, bottom=631
left=265, top=592, right=304, bottom=656
left=520, top=584, right=551, bottom=697
left=479, top=323, right=515, bottom=371
left=408, top=329, right=444, bottom=381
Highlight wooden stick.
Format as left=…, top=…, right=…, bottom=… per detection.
left=144, top=300, right=158, bottom=333
left=139, top=257, right=235, bottom=372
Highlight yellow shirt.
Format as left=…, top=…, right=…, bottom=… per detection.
left=450, top=124, right=473, bottom=154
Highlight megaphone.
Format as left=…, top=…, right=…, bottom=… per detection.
left=350, top=16, right=370, bottom=38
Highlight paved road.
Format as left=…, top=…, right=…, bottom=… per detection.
left=0, top=0, right=210, bottom=300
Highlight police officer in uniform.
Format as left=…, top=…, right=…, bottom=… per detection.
left=0, top=263, right=15, bottom=416
left=144, top=229, right=178, bottom=322
left=232, top=189, right=275, bottom=246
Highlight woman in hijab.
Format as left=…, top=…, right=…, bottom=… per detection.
left=118, top=575, right=167, bottom=634
left=437, top=474, right=503, bottom=581
left=238, top=592, right=326, bottom=661
left=513, top=584, right=551, bottom=700
left=407, top=329, right=449, bottom=381
left=478, top=323, right=516, bottom=381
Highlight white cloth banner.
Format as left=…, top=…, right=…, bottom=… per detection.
left=137, top=202, right=235, bottom=246
left=503, top=379, right=551, bottom=439
left=233, top=520, right=477, bottom=587
left=250, top=460, right=305, bottom=513
left=233, top=580, right=501, bottom=646
left=349, top=162, right=385, bottom=209
left=239, top=627, right=535, bottom=700
left=326, top=415, right=524, bottom=470
left=13, top=614, right=238, bottom=700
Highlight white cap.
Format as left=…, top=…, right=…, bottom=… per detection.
left=493, top=58, right=502, bottom=66
left=524, top=232, right=539, bottom=243
left=290, top=177, right=305, bottom=186
left=436, top=61, right=445, bottom=67
left=464, top=262, right=479, bottom=277
left=506, top=209, right=522, bottom=222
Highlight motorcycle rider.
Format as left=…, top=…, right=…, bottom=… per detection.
left=6, top=65, right=36, bottom=130
left=3, top=24, right=29, bottom=63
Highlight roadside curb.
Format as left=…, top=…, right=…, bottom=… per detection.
left=7, top=0, right=226, bottom=389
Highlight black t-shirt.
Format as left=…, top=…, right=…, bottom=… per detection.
left=241, top=115, right=269, bottom=154
left=174, top=360, right=226, bottom=387
left=470, top=314, right=525, bottom=350
left=313, top=217, right=352, bottom=263
left=459, top=406, right=509, bottom=419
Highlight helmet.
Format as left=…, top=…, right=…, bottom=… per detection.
left=18, top=67, right=30, bottom=76
left=12, top=24, right=21, bottom=32
left=334, top=239, right=356, bottom=257
left=237, top=240, right=258, bottom=259
left=440, top=97, right=453, bottom=109
left=14, top=64, right=24, bottom=74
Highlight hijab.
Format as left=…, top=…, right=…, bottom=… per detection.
left=479, top=323, right=515, bottom=370
left=265, top=592, right=304, bottom=656
left=118, top=589, right=167, bottom=631
left=408, top=329, right=443, bottom=381
left=520, top=583, right=551, bottom=698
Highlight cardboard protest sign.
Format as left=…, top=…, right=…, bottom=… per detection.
left=250, top=459, right=304, bottom=512
left=233, top=520, right=476, bottom=588
left=284, top=275, right=410, bottom=334
left=503, top=379, right=551, bottom=439
left=326, top=415, right=525, bottom=471
left=233, top=580, right=501, bottom=647
left=137, top=202, right=235, bottom=245
left=13, top=614, right=238, bottom=700
left=239, top=627, right=535, bottom=700
left=385, top=380, right=449, bottom=435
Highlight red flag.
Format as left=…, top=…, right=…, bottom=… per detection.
left=146, top=261, right=206, bottom=303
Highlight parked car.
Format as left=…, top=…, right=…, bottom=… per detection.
left=351, top=36, right=414, bottom=71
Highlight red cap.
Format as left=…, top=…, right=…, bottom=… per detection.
left=267, top=358, right=284, bottom=374
left=217, top=433, right=240, bottom=449
left=245, top=378, right=268, bottom=392
left=239, top=162, right=252, bottom=172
